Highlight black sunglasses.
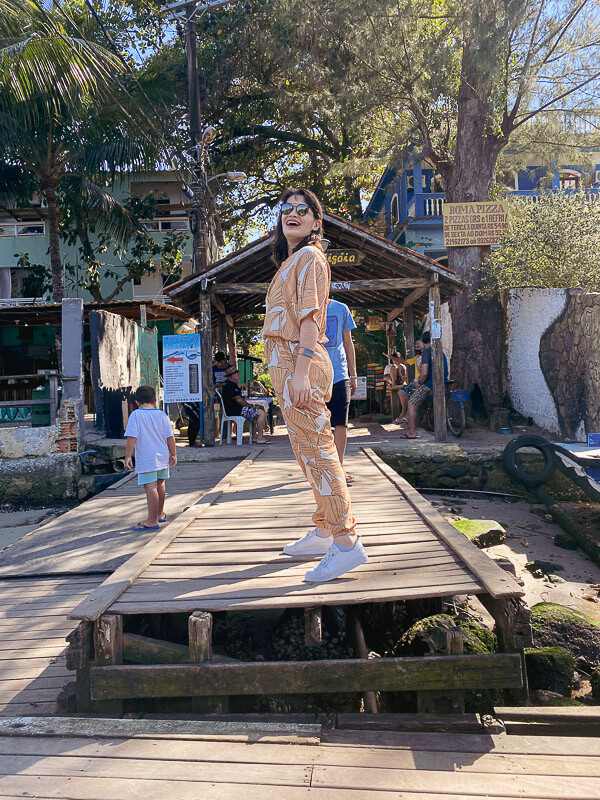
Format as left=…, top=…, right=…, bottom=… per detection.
left=280, top=202, right=311, bottom=217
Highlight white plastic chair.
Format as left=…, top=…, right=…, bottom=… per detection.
left=215, top=389, right=250, bottom=446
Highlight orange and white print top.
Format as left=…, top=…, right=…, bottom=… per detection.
left=262, top=245, right=330, bottom=344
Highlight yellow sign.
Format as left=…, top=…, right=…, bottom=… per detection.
left=443, top=201, right=509, bottom=247
left=366, top=315, right=381, bottom=331
left=326, top=249, right=365, bottom=266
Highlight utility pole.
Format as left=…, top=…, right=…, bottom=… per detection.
left=167, top=0, right=243, bottom=446
left=186, top=3, right=210, bottom=273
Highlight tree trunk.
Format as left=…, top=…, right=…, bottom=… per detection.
left=41, top=180, right=64, bottom=303
left=444, top=45, right=508, bottom=413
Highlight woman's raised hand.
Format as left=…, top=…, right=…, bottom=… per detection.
left=290, top=372, right=312, bottom=408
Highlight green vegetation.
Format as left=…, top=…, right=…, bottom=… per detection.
left=486, top=194, right=600, bottom=293
left=525, top=646, right=576, bottom=696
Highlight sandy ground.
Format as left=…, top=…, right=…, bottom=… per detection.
left=428, top=492, right=600, bottom=624
left=0, top=508, right=66, bottom=550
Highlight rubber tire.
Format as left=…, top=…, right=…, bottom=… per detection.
left=447, top=403, right=466, bottom=437
left=502, top=434, right=555, bottom=487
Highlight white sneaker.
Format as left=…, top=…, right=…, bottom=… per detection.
left=304, top=538, right=368, bottom=582
left=282, top=528, right=333, bottom=556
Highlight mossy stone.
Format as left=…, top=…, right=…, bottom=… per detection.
left=451, top=519, right=506, bottom=549
left=554, top=533, right=578, bottom=551
left=399, top=614, right=496, bottom=657
left=531, top=603, right=600, bottom=666
left=591, top=666, right=600, bottom=699
left=529, top=690, right=584, bottom=707
left=525, top=646, right=576, bottom=696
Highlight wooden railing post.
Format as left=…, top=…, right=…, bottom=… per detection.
left=189, top=610, right=227, bottom=713
left=94, top=615, right=124, bottom=715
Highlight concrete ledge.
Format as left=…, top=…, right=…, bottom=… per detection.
left=0, top=453, right=80, bottom=506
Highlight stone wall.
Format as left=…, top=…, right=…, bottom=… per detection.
left=506, top=288, right=600, bottom=440
left=0, top=399, right=81, bottom=505
left=377, top=444, right=586, bottom=502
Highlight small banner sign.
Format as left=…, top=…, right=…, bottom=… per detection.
left=162, top=334, right=202, bottom=404
left=326, top=249, right=365, bottom=266
left=443, top=201, right=509, bottom=247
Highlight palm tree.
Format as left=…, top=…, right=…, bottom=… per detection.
left=0, top=0, right=126, bottom=301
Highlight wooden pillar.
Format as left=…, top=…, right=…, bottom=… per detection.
left=304, top=607, right=322, bottom=647
left=199, top=286, right=215, bottom=446
left=351, top=614, right=378, bottom=713
left=94, top=615, right=124, bottom=714
left=428, top=276, right=447, bottom=443
left=403, top=305, right=415, bottom=358
left=478, top=595, right=532, bottom=705
left=140, top=304, right=147, bottom=327
left=189, top=610, right=227, bottom=713
left=417, top=629, right=465, bottom=714
left=226, top=315, right=237, bottom=366
left=217, top=312, right=227, bottom=354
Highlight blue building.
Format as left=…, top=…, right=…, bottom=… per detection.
left=364, top=150, right=600, bottom=265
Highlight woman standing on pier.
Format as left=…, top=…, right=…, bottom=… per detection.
left=263, top=188, right=367, bottom=581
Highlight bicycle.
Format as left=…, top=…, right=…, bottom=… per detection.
left=421, top=382, right=468, bottom=437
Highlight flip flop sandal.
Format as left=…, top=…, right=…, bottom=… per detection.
left=131, top=523, right=160, bottom=531
left=398, top=432, right=419, bottom=440
left=159, top=515, right=168, bottom=524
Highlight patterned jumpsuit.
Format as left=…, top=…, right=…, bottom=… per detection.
left=263, top=245, right=357, bottom=538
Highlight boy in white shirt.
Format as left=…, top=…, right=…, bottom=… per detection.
left=124, top=385, right=177, bottom=531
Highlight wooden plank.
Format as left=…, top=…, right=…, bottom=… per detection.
left=0, top=775, right=527, bottom=800
left=123, top=633, right=190, bottom=665
left=1, top=733, right=598, bottom=776
left=213, top=278, right=428, bottom=295
left=90, top=653, right=523, bottom=700
left=120, top=563, right=476, bottom=598
left=69, top=452, right=260, bottom=621
left=362, top=449, right=523, bottom=599
left=310, top=765, right=600, bottom=798
left=0, top=716, right=321, bottom=741
left=0, top=754, right=313, bottom=786
left=110, top=582, right=485, bottom=613
left=139, top=554, right=461, bottom=580
left=497, top=706, right=600, bottom=721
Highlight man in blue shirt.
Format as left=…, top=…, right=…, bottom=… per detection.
left=324, top=299, right=358, bottom=483
left=401, top=330, right=449, bottom=439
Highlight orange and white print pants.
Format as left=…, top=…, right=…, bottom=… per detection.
left=265, top=338, right=356, bottom=538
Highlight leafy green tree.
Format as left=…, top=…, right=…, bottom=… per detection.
left=298, top=0, right=600, bottom=408
left=0, top=0, right=124, bottom=301
left=139, top=0, right=407, bottom=242
left=486, top=194, right=600, bottom=293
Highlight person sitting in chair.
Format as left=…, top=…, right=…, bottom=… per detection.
left=220, top=365, right=269, bottom=444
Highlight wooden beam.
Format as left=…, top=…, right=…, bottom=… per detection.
left=212, top=293, right=226, bottom=314
left=123, top=633, right=190, bottom=665
left=362, top=449, right=524, bottom=600
left=199, top=289, right=215, bottom=446
left=211, top=278, right=429, bottom=296
left=429, top=276, right=447, bottom=443
left=216, top=312, right=227, bottom=353
left=90, top=653, right=524, bottom=700
left=404, top=306, right=415, bottom=358
left=403, top=285, right=430, bottom=309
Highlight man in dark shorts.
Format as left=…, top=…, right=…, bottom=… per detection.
left=401, top=330, right=448, bottom=439
left=220, top=365, right=268, bottom=444
left=324, top=299, right=357, bottom=484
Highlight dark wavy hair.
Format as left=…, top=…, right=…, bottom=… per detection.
left=272, top=188, right=324, bottom=267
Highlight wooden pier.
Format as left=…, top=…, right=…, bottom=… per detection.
left=66, top=447, right=529, bottom=712
left=0, top=716, right=599, bottom=799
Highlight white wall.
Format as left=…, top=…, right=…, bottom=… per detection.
left=506, top=288, right=567, bottom=434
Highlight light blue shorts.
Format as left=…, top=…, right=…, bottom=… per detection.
left=138, top=468, right=170, bottom=486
